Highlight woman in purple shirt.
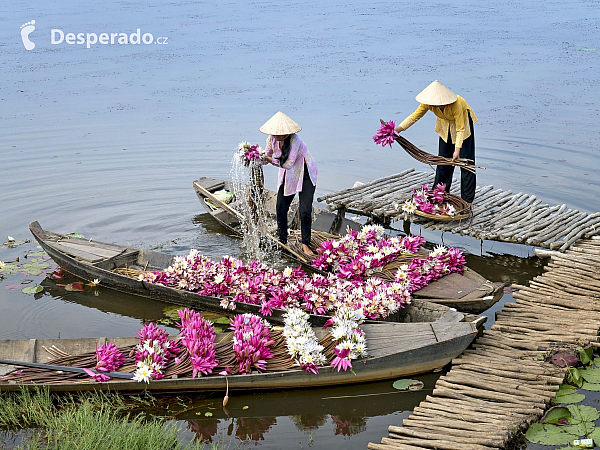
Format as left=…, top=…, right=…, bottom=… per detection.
left=260, top=112, right=318, bottom=256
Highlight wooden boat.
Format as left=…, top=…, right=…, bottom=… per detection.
left=29, top=221, right=485, bottom=327
left=0, top=318, right=478, bottom=393
left=193, top=177, right=503, bottom=314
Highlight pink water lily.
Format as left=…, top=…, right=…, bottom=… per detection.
left=373, top=120, right=399, bottom=148
left=331, top=347, right=352, bottom=372
left=95, top=342, right=125, bottom=372
left=231, top=314, right=274, bottom=374
left=82, top=367, right=111, bottom=382
left=178, top=308, right=218, bottom=377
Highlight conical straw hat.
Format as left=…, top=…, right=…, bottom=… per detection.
left=259, top=111, right=302, bottom=135
left=415, top=80, right=458, bottom=105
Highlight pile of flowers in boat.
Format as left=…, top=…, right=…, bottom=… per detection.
left=137, top=225, right=465, bottom=320
left=138, top=247, right=410, bottom=321
left=311, top=224, right=465, bottom=289
left=1, top=307, right=370, bottom=384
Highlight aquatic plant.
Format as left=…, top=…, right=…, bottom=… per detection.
left=399, top=183, right=457, bottom=217
left=86, top=343, right=126, bottom=381
left=373, top=120, right=399, bottom=148
left=325, top=307, right=367, bottom=372
left=237, top=141, right=265, bottom=164
left=133, top=323, right=180, bottom=382
left=231, top=313, right=274, bottom=374
left=282, top=307, right=326, bottom=374
left=177, top=308, right=218, bottom=377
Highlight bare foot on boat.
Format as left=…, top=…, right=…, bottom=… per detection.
left=302, top=244, right=316, bottom=256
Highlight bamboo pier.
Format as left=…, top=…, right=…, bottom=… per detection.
left=317, top=169, right=600, bottom=251
left=368, top=236, right=600, bottom=450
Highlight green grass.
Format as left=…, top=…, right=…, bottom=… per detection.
left=0, top=388, right=213, bottom=450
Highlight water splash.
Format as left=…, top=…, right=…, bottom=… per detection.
left=229, top=154, right=274, bottom=261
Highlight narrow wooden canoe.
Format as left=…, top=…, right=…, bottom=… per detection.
left=29, top=221, right=483, bottom=327
left=193, top=177, right=503, bottom=314
left=0, top=319, right=478, bottom=393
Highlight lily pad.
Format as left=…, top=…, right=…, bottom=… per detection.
left=21, top=262, right=51, bottom=276
left=2, top=240, right=27, bottom=248
left=66, top=233, right=84, bottom=239
left=21, top=285, right=43, bottom=295
left=525, top=422, right=578, bottom=445
left=582, top=382, right=600, bottom=391
left=579, top=367, right=600, bottom=384
left=578, top=346, right=594, bottom=366
left=212, top=317, right=231, bottom=325
left=568, top=404, right=600, bottom=424
left=65, top=283, right=84, bottom=292
left=5, top=284, right=23, bottom=290
left=543, top=406, right=571, bottom=424
left=0, top=264, right=20, bottom=275
left=561, top=404, right=600, bottom=437
left=392, top=379, right=424, bottom=391
left=25, top=251, right=47, bottom=257
left=552, top=385, right=586, bottom=405
left=568, top=367, right=584, bottom=387
left=204, top=412, right=213, bottom=417
left=589, top=427, right=600, bottom=443
left=552, top=354, right=579, bottom=367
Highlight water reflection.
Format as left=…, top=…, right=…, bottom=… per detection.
left=174, top=376, right=437, bottom=445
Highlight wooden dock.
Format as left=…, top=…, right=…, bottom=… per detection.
left=318, top=169, right=600, bottom=251
left=368, top=236, right=600, bottom=450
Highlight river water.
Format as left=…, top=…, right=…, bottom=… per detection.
left=1, top=0, right=599, bottom=448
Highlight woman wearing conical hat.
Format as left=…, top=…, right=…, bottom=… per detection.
left=260, top=111, right=318, bottom=256
left=395, top=81, right=478, bottom=205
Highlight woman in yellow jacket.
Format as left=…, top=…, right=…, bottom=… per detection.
left=395, top=81, right=478, bottom=204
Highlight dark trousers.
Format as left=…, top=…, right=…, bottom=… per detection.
left=433, top=113, right=476, bottom=203
left=276, top=164, right=315, bottom=246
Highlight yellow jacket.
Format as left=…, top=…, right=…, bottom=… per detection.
left=399, top=95, right=478, bottom=149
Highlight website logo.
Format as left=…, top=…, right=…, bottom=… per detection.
left=20, top=20, right=36, bottom=50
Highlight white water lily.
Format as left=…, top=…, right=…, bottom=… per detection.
left=7, top=236, right=14, bottom=242
left=430, top=245, right=448, bottom=258
left=0, top=261, right=5, bottom=269
left=133, top=363, right=153, bottom=383
left=401, top=200, right=417, bottom=214
left=214, top=273, right=225, bottom=284
left=90, top=278, right=100, bottom=286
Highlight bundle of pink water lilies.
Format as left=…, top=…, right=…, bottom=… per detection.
left=92, top=306, right=369, bottom=383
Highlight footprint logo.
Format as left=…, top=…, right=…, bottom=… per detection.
left=20, top=20, right=36, bottom=50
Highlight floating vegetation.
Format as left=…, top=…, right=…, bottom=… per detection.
left=392, top=379, right=424, bottom=391
left=527, top=348, right=600, bottom=448
left=21, top=285, right=43, bottom=295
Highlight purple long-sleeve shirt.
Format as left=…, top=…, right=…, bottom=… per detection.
left=265, top=134, right=318, bottom=196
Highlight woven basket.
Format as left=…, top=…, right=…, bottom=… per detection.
left=413, top=193, right=471, bottom=221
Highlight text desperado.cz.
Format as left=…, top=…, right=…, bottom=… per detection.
left=51, top=29, right=168, bottom=48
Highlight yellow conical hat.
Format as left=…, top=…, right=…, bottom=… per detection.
left=415, top=80, right=458, bottom=105
left=259, top=111, right=302, bottom=135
